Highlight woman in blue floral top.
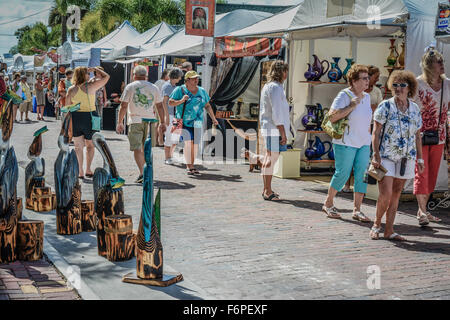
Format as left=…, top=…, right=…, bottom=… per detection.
left=370, top=71, right=424, bottom=241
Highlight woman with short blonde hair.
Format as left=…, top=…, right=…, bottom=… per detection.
left=413, top=48, right=449, bottom=225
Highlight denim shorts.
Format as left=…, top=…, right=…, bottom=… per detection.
left=265, top=136, right=287, bottom=153
left=181, top=125, right=201, bottom=144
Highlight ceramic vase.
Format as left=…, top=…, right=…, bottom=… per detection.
left=304, top=63, right=319, bottom=81
left=305, top=140, right=317, bottom=160
left=302, top=105, right=318, bottom=130
left=387, top=38, right=398, bottom=67
left=327, top=57, right=342, bottom=82
left=343, top=58, right=354, bottom=82
left=312, top=54, right=330, bottom=81
left=398, top=41, right=405, bottom=68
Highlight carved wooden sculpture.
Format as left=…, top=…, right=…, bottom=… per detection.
left=0, top=101, right=19, bottom=263
left=25, top=126, right=51, bottom=211
left=123, top=119, right=182, bottom=286
left=54, top=104, right=82, bottom=235
left=81, top=200, right=96, bottom=232
left=92, top=133, right=125, bottom=257
left=16, top=220, right=44, bottom=261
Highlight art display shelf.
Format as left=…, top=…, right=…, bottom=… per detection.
left=299, top=81, right=348, bottom=85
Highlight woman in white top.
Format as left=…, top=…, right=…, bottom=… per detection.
left=322, top=64, right=372, bottom=220
left=260, top=60, right=290, bottom=201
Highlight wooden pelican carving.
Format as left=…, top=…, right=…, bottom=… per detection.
left=92, top=132, right=125, bottom=257
left=0, top=100, right=19, bottom=263
left=25, top=126, right=48, bottom=210
left=54, top=104, right=82, bottom=235
left=123, top=118, right=182, bottom=286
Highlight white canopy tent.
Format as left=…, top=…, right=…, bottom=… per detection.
left=75, top=20, right=140, bottom=59
left=58, top=41, right=91, bottom=65
left=104, top=22, right=177, bottom=61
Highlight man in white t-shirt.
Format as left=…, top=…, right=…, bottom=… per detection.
left=116, top=65, right=166, bottom=183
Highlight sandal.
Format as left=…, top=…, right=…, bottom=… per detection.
left=352, top=211, right=371, bottom=223
left=342, top=187, right=352, bottom=193
left=85, top=173, right=94, bottom=178
left=426, top=212, right=442, bottom=223
left=262, top=193, right=281, bottom=201
left=370, top=226, right=381, bottom=240
left=417, top=213, right=430, bottom=226
left=187, top=169, right=194, bottom=175
left=191, top=169, right=201, bottom=175
left=78, top=175, right=84, bottom=179
left=385, top=233, right=406, bottom=241
left=322, top=206, right=341, bottom=219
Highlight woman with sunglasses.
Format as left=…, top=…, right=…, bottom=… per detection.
left=413, top=48, right=449, bottom=225
left=322, top=64, right=372, bottom=220
left=370, top=71, right=424, bottom=241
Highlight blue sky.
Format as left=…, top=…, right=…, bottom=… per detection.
left=0, top=0, right=302, bottom=56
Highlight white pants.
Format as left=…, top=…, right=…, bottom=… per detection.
left=164, top=115, right=177, bottom=147
left=381, top=158, right=416, bottom=180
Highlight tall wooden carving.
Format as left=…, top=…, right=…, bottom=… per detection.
left=54, top=104, right=82, bottom=235
left=25, top=126, right=53, bottom=211
left=92, top=133, right=125, bottom=257
left=123, top=119, right=182, bottom=286
left=0, top=101, right=19, bottom=263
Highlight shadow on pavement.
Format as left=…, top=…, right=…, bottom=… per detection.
left=154, top=180, right=195, bottom=190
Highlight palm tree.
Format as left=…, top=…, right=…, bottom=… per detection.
left=50, top=0, right=93, bottom=44
left=17, top=22, right=61, bottom=55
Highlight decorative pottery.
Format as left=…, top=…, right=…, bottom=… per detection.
left=305, top=140, right=317, bottom=160
left=313, top=136, right=332, bottom=159
left=343, top=58, right=354, bottom=82
left=328, top=57, right=343, bottom=82
left=387, top=38, right=398, bottom=67
left=304, top=63, right=319, bottom=81
left=314, top=103, right=326, bottom=130
left=398, top=41, right=405, bottom=68
left=312, top=54, right=329, bottom=81
left=302, top=105, right=318, bottom=130
left=328, top=148, right=335, bottom=160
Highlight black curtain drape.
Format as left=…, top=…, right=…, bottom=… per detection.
left=210, top=56, right=261, bottom=107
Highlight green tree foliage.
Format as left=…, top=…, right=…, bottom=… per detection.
left=15, top=22, right=62, bottom=55
left=78, top=0, right=184, bottom=42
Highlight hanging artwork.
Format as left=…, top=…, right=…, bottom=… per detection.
left=185, top=0, right=215, bottom=37
left=215, top=37, right=282, bottom=58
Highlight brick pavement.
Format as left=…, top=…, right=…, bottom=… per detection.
left=0, top=259, right=80, bottom=300
left=7, top=118, right=450, bottom=300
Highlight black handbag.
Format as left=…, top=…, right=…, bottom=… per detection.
left=422, top=81, right=444, bottom=145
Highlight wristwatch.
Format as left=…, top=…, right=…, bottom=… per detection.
left=417, top=159, right=424, bottom=164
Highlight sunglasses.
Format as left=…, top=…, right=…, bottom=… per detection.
left=392, top=83, right=409, bottom=88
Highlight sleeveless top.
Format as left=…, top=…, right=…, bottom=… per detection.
left=72, top=85, right=96, bottom=112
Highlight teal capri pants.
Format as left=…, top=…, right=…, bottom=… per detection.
left=330, top=144, right=370, bottom=194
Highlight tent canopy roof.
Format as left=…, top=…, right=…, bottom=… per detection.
left=79, top=20, right=140, bottom=54
left=230, top=0, right=408, bottom=39
left=131, top=9, right=274, bottom=59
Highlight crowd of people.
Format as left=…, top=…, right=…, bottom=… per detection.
left=1, top=47, right=447, bottom=241
left=261, top=47, right=449, bottom=242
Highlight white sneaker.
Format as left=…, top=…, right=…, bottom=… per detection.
left=165, top=158, right=174, bottom=165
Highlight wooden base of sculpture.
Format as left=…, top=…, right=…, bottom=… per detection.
left=0, top=222, right=17, bottom=264
left=122, top=272, right=183, bottom=287
left=52, top=193, right=56, bottom=210
left=56, top=183, right=82, bottom=235
left=17, top=197, right=23, bottom=221
left=16, top=220, right=44, bottom=261
left=25, top=178, right=45, bottom=210
left=96, top=188, right=124, bottom=257
left=27, top=185, right=54, bottom=212
left=81, top=200, right=96, bottom=232
left=105, top=215, right=134, bottom=261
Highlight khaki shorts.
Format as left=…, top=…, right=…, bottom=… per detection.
left=19, top=101, right=32, bottom=113
left=128, top=123, right=149, bottom=151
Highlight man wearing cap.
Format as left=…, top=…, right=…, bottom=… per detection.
left=169, top=70, right=219, bottom=175
left=19, top=75, right=32, bottom=122
left=116, top=65, right=166, bottom=184
left=177, top=61, right=193, bottom=87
